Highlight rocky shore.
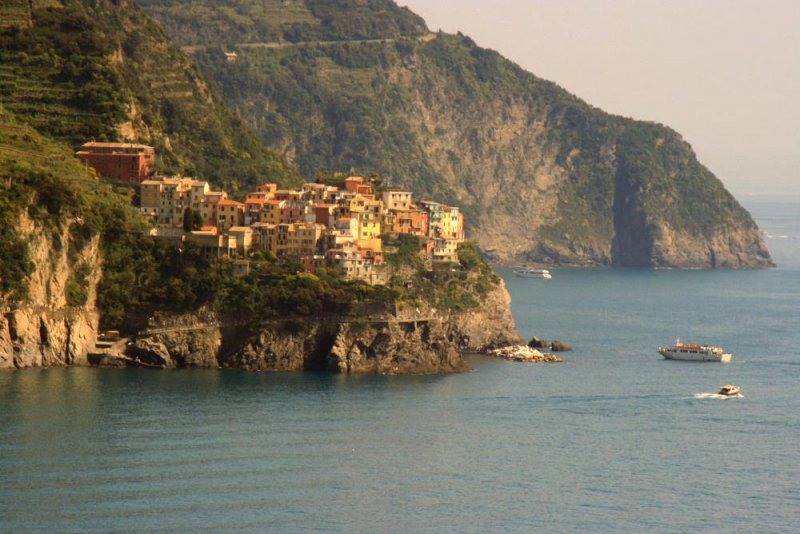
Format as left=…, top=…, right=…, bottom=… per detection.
left=3, top=273, right=523, bottom=375
left=488, top=345, right=562, bottom=363
left=118, top=280, right=522, bottom=375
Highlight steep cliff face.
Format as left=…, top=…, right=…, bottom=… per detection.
left=448, top=279, right=523, bottom=350
left=122, top=280, right=521, bottom=375
left=129, top=317, right=460, bottom=375
left=139, top=1, right=772, bottom=268
left=0, top=215, right=101, bottom=369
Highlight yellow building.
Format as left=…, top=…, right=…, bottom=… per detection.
left=263, top=199, right=285, bottom=225
left=199, top=191, right=227, bottom=227
left=431, top=238, right=459, bottom=263
left=139, top=176, right=210, bottom=227
left=355, top=212, right=382, bottom=240
left=286, top=222, right=325, bottom=257
left=228, top=226, right=253, bottom=257
left=380, top=190, right=413, bottom=211
left=422, top=201, right=464, bottom=242
left=216, top=199, right=245, bottom=231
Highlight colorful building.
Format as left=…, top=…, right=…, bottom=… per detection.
left=138, top=171, right=468, bottom=283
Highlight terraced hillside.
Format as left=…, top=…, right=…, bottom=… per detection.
left=0, top=0, right=298, bottom=191
left=0, top=0, right=32, bottom=29
left=136, top=0, right=427, bottom=45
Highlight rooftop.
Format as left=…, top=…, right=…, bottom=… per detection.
left=81, top=141, right=154, bottom=150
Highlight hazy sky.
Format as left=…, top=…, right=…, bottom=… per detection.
left=400, top=0, right=800, bottom=199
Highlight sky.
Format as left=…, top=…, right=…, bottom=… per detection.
left=399, top=0, right=800, bottom=200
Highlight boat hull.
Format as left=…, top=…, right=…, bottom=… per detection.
left=659, top=349, right=732, bottom=363
left=513, top=269, right=552, bottom=279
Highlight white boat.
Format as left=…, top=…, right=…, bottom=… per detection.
left=513, top=267, right=552, bottom=279
left=658, top=339, right=732, bottom=362
left=718, top=384, right=741, bottom=396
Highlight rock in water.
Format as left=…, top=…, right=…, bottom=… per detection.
left=550, top=340, right=572, bottom=352
left=488, top=345, right=562, bottom=363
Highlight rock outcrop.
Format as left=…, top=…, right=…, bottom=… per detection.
left=0, top=215, right=101, bottom=369
left=529, top=336, right=572, bottom=352
left=449, top=279, right=523, bottom=350
left=325, top=319, right=467, bottom=375
left=120, top=279, right=522, bottom=375
left=489, top=345, right=562, bottom=363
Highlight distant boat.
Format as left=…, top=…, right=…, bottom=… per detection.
left=718, top=384, right=741, bottom=396
left=513, top=267, right=552, bottom=279
left=658, top=339, right=732, bottom=362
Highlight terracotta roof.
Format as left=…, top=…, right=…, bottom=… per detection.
left=218, top=199, right=245, bottom=207
left=81, top=141, right=154, bottom=150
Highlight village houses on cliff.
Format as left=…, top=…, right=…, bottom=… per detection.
left=77, top=142, right=464, bottom=284
left=138, top=175, right=464, bottom=283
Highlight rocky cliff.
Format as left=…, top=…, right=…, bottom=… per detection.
left=0, top=214, right=100, bottom=369
left=120, top=279, right=521, bottom=375
left=138, top=0, right=773, bottom=268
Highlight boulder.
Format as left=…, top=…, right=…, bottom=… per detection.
left=550, top=340, right=572, bottom=352
left=488, top=345, right=562, bottom=363
left=127, top=339, right=173, bottom=368
left=528, top=336, right=550, bottom=349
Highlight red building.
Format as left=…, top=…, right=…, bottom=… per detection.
left=75, top=142, right=155, bottom=183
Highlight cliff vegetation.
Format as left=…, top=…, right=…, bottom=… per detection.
left=0, top=0, right=298, bottom=192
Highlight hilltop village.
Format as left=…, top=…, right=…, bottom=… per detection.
left=77, top=141, right=465, bottom=284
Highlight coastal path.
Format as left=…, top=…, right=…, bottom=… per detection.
left=180, top=33, right=437, bottom=54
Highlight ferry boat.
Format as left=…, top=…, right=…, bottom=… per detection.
left=658, top=339, right=732, bottom=362
left=513, top=267, right=552, bottom=279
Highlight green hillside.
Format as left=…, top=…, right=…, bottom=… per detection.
left=138, top=0, right=771, bottom=268
left=0, top=104, right=145, bottom=301
left=0, top=0, right=298, bottom=192
left=136, top=0, right=427, bottom=45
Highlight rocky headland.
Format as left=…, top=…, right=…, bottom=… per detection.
left=1, top=221, right=523, bottom=374
left=109, top=277, right=522, bottom=375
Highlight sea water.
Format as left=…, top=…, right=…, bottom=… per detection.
left=1, top=200, right=799, bottom=532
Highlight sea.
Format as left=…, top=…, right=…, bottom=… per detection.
left=1, top=198, right=799, bottom=532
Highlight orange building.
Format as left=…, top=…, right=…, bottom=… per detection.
left=76, top=142, right=155, bottom=183
left=390, top=208, right=428, bottom=236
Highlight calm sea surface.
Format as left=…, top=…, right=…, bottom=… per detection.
left=2, top=200, right=799, bottom=532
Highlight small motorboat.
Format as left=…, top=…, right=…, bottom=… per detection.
left=718, top=384, right=741, bottom=396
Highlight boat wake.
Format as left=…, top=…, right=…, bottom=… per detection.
left=694, top=393, right=743, bottom=400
